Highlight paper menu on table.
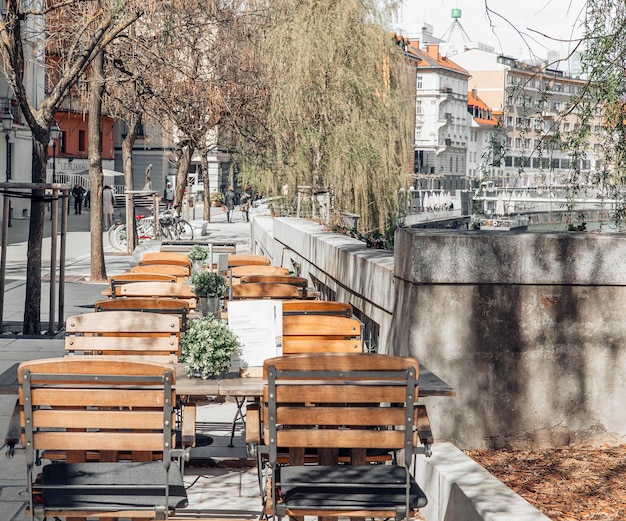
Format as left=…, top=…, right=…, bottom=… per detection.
left=227, top=300, right=282, bottom=369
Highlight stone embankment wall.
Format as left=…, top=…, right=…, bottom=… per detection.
left=251, top=217, right=626, bottom=450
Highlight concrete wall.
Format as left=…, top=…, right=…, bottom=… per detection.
left=251, top=217, right=626, bottom=450
left=393, top=229, right=626, bottom=449
left=251, top=216, right=396, bottom=351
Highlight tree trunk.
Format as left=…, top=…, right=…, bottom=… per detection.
left=175, top=142, right=193, bottom=208
left=23, top=139, right=48, bottom=335
left=89, top=50, right=106, bottom=281
left=122, top=115, right=140, bottom=250
left=200, top=152, right=210, bottom=222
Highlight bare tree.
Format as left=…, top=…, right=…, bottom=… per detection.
left=0, top=1, right=144, bottom=334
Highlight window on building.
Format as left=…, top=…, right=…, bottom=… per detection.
left=563, top=122, right=570, bottom=131
left=515, top=138, right=521, bottom=148
left=78, top=130, right=86, bottom=152
left=417, top=76, right=422, bottom=89
left=524, top=138, right=531, bottom=148
left=60, top=131, right=67, bottom=154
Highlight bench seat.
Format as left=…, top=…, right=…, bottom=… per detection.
left=277, top=465, right=427, bottom=514
left=41, top=461, right=188, bottom=512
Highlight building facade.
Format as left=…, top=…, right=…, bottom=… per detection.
left=407, top=42, right=470, bottom=191
left=452, top=49, right=599, bottom=188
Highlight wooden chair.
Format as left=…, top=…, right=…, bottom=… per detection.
left=228, top=253, right=270, bottom=267
left=18, top=357, right=188, bottom=520
left=103, top=272, right=178, bottom=298
left=230, top=265, right=290, bottom=278
left=94, top=297, right=191, bottom=332
left=240, top=275, right=310, bottom=297
left=130, top=264, right=191, bottom=280
left=281, top=314, right=363, bottom=354
left=281, top=300, right=353, bottom=317
left=65, top=310, right=181, bottom=363
left=139, top=251, right=193, bottom=270
left=261, top=353, right=430, bottom=520
left=112, top=281, right=198, bottom=308
left=231, top=283, right=302, bottom=300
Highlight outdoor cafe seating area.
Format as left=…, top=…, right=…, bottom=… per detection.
left=8, top=247, right=454, bottom=520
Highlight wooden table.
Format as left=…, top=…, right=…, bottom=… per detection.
left=174, top=363, right=456, bottom=398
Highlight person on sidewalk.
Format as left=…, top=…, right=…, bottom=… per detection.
left=71, top=184, right=85, bottom=215
left=163, top=181, right=174, bottom=209
left=240, top=185, right=252, bottom=223
left=224, top=186, right=236, bottom=223
left=103, top=185, right=115, bottom=229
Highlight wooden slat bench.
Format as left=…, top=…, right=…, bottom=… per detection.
left=18, top=357, right=188, bottom=520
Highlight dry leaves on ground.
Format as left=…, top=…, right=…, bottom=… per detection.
left=466, top=445, right=626, bottom=520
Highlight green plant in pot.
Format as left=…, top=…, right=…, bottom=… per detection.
left=187, top=245, right=209, bottom=272
left=180, top=316, right=240, bottom=378
left=190, top=269, right=227, bottom=316
left=210, top=191, right=225, bottom=207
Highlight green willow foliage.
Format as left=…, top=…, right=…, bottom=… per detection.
left=238, top=0, right=412, bottom=235
left=577, top=0, right=626, bottom=224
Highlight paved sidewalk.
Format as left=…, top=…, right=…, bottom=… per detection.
left=0, top=203, right=264, bottom=520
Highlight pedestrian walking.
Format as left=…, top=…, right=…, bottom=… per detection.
left=224, top=186, right=236, bottom=223
left=71, top=184, right=85, bottom=215
left=103, top=185, right=115, bottom=230
left=163, top=181, right=174, bottom=209
left=240, top=185, right=252, bottom=222
left=84, top=190, right=90, bottom=209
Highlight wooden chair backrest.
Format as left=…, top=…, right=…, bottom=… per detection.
left=227, top=254, right=270, bottom=267
left=231, top=283, right=302, bottom=300
left=240, top=275, right=309, bottom=288
left=263, top=352, right=420, bottom=456
left=65, top=311, right=181, bottom=363
left=281, top=300, right=353, bottom=317
left=94, top=298, right=190, bottom=332
left=281, top=314, right=363, bottom=354
left=109, top=272, right=178, bottom=283
left=139, top=251, right=193, bottom=269
left=114, top=282, right=197, bottom=306
left=130, top=264, right=190, bottom=280
left=230, top=265, right=290, bottom=278
left=18, top=356, right=177, bottom=456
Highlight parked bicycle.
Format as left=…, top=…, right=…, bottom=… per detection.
left=108, top=204, right=192, bottom=252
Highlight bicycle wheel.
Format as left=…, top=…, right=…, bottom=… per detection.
left=175, top=219, right=194, bottom=240
left=110, top=224, right=127, bottom=251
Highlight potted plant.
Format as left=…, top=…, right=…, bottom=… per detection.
left=190, top=269, right=228, bottom=316
left=187, top=245, right=209, bottom=272
left=210, top=191, right=225, bottom=207
left=180, top=316, right=240, bottom=379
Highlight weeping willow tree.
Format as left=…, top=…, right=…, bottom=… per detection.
left=574, top=0, right=626, bottom=226
left=238, top=0, right=412, bottom=237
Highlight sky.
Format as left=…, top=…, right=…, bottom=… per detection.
left=395, top=0, right=587, bottom=60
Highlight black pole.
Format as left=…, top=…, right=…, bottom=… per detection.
left=5, top=133, right=11, bottom=227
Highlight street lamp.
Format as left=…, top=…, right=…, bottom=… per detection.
left=2, top=110, right=13, bottom=227
left=50, top=121, right=61, bottom=184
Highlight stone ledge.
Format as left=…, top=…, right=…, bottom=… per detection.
left=414, top=442, right=550, bottom=521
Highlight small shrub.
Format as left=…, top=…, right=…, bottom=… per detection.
left=190, top=270, right=227, bottom=298
left=187, top=245, right=209, bottom=261
left=180, top=317, right=240, bottom=378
